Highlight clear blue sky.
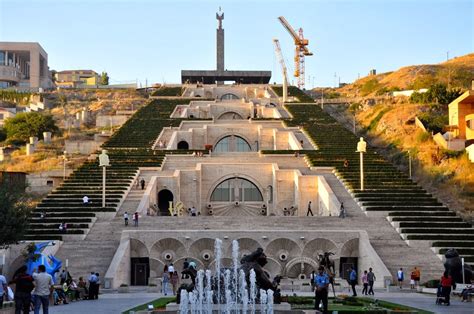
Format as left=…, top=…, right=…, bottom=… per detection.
left=1, top=0, right=472, bottom=87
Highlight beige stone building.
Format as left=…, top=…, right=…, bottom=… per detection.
left=0, top=42, right=53, bottom=90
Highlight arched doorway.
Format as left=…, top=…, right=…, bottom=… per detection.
left=177, top=140, right=189, bottom=150
left=221, top=93, right=239, bottom=100
left=157, top=189, right=173, bottom=216
left=214, top=135, right=252, bottom=152
left=218, top=111, right=244, bottom=120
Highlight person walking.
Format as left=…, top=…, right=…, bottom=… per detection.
left=397, top=268, right=404, bottom=289
left=140, top=178, right=145, bottom=190
left=349, top=266, right=357, bottom=297
left=124, top=211, right=129, bottom=226
left=162, top=265, right=170, bottom=296
left=314, top=266, right=329, bottom=314
left=12, top=265, right=34, bottom=314
left=440, top=271, right=454, bottom=305
left=32, top=265, right=53, bottom=314
left=410, top=269, right=416, bottom=290
left=0, top=270, right=7, bottom=309
left=339, top=202, right=346, bottom=218
left=310, top=270, right=316, bottom=292
left=170, top=271, right=179, bottom=295
left=306, top=201, right=314, bottom=216
left=361, top=270, right=369, bottom=295
left=413, top=267, right=421, bottom=288
left=93, top=273, right=100, bottom=299
left=133, top=212, right=139, bottom=227
left=190, top=206, right=197, bottom=216
left=367, top=268, right=376, bottom=295
left=88, top=272, right=98, bottom=300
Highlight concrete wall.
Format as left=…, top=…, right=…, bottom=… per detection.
left=65, top=140, right=102, bottom=155
left=105, top=229, right=391, bottom=288
left=317, top=176, right=341, bottom=216
left=96, top=115, right=129, bottom=128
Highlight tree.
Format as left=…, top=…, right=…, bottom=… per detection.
left=4, top=112, right=59, bottom=145
left=100, top=71, right=109, bottom=85
left=0, top=182, right=32, bottom=247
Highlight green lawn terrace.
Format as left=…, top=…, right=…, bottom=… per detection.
left=272, top=85, right=315, bottom=103
left=25, top=149, right=166, bottom=241
left=150, top=86, right=184, bottom=97
left=103, top=99, right=185, bottom=149
left=284, top=102, right=474, bottom=269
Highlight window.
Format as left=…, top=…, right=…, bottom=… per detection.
left=215, top=135, right=251, bottom=152
left=210, top=178, right=263, bottom=202
left=214, top=136, right=230, bottom=153
left=235, top=137, right=251, bottom=152
left=221, top=93, right=239, bottom=100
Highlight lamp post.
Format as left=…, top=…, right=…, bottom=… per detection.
left=99, top=150, right=110, bottom=208
left=408, top=151, right=412, bottom=179
left=62, top=150, right=67, bottom=180
left=321, top=90, right=324, bottom=109
left=356, top=137, right=367, bottom=191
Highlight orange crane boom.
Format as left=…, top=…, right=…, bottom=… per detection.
left=278, top=16, right=313, bottom=89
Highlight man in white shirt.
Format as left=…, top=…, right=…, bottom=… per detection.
left=124, top=212, right=129, bottom=226
left=190, top=206, right=197, bottom=216
left=82, top=195, right=89, bottom=205
left=32, top=265, right=53, bottom=314
left=168, top=263, right=175, bottom=274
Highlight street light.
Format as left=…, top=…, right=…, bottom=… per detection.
left=99, top=149, right=110, bottom=208
left=62, top=150, right=67, bottom=180
left=356, top=137, right=367, bottom=191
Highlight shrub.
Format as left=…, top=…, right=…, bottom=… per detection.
left=422, top=279, right=440, bottom=288
left=4, top=112, right=59, bottom=145
left=417, top=112, right=448, bottom=134
left=416, top=131, right=430, bottom=143
left=360, top=79, right=381, bottom=96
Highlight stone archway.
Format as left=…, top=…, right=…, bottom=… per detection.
left=157, top=189, right=173, bottom=216
left=177, top=140, right=189, bottom=150
left=218, top=111, right=244, bottom=120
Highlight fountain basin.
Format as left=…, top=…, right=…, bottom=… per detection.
left=166, top=302, right=294, bottom=312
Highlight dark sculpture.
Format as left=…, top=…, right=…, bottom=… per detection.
left=176, top=262, right=197, bottom=304
left=444, top=249, right=473, bottom=283
left=318, top=252, right=336, bottom=297
left=240, top=247, right=282, bottom=303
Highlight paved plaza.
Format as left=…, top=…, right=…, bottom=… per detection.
left=47, top=289, right=474, bottom=314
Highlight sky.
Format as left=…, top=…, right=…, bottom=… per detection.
left=0, top=0, right=472, bottom=87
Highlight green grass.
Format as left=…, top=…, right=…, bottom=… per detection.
left=122, top=297, right=176, bottom=314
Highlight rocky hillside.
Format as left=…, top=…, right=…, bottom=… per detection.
left=338, top=53, right=474, bottom=97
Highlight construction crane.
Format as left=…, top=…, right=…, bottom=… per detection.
left=273, top=38, right=288, bottom=102
left=278, top=16, right=313, bottom=90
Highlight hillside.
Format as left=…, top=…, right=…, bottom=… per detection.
left=338, top=53, right=474, bottom=97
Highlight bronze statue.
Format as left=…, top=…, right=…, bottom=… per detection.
left=240, top=247, right=281, bottom=303
left=176, top=262, right=197, bottom=304
left=318, top=252, right=336, bottom=297
left=444, top=249, right=473, bottom=283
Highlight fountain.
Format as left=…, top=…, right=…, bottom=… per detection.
left=169, top=238, right=291, bottom=313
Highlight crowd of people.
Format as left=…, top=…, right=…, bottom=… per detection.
left=0, top=265, right=102, bottom=314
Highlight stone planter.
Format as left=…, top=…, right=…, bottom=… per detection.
left=147, top=286, right=159, bottom=293
left=118, top=286, right=129, bottom=293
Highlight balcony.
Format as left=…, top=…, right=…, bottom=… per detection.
left=0, top=65, right=21, bottom=83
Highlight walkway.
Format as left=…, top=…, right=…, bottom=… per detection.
left=49, top=292, right=158, bottom=314
left=48, top=289, right=474, bottom=314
